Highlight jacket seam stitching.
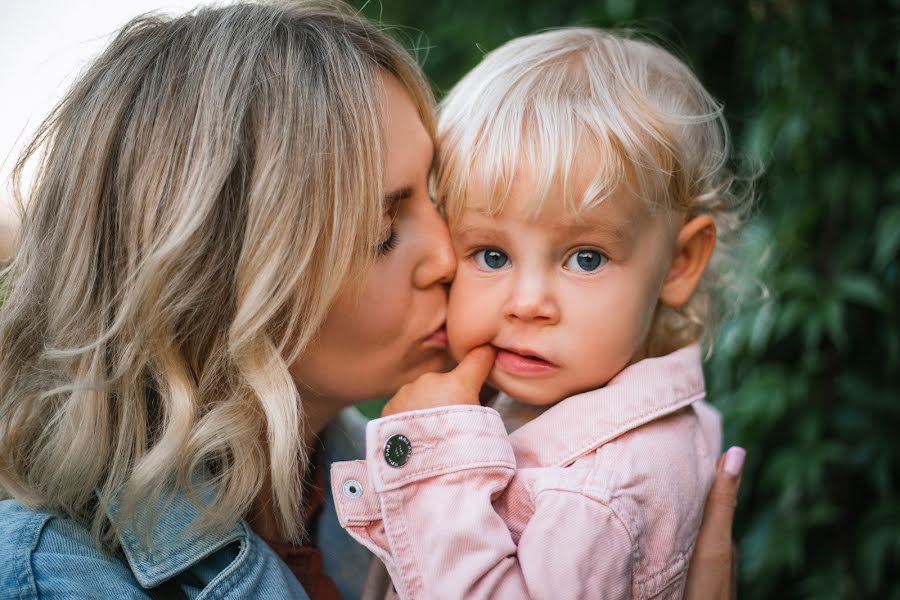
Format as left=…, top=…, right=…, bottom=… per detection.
left=372, top=405, right=499, bottom=425
left=195, top=527, right=252, bottom=600
left=530, top=488, right=637, bottom=597
left=15, top=512, right=49, bottom=600
left=375, top=460, right=515, bottom=490
left=380, top=492, right=424, bottom=600
left=551, top=392, right=705, bottom=468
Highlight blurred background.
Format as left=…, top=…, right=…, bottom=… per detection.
left=0, top=0, right=200, bottom=259
left=3, top=0, right=899, bottom=598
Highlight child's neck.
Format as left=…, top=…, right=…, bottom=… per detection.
left=492, top=392, right=553, bottom=433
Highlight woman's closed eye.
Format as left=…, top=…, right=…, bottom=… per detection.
left=377, top=226, right=398, bottom=256
left=376, top=188, right=409, bottom=257
left=473, top=248, right=509, bottom=270
left=564, top=249, right=607, bottom=273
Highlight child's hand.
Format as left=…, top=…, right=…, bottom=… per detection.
left=381, top=346, right=496, bottom=417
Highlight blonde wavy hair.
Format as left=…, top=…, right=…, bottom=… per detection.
left=0, top=0, right=434, bottom=548
left=437, top=28, right=750, bottom=356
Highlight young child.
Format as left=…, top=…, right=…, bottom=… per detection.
left=332, top=28, right=746, bottom=599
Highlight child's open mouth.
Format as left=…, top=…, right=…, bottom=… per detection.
left=494, top=346, right=559, bottom=376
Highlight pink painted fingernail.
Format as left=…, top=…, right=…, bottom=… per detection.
left=723, top=446, right=746, bottom=477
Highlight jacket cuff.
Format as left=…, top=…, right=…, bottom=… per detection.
left=364, top=405, right=515, bottom=492
left=330, top=460, right=381, bottom=525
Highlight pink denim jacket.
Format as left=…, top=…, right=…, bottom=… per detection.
left=331, top=345, right=721, bottom=599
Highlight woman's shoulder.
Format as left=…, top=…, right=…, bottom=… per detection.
left=0, top=498, right=314, bottom=598
left=0, top=498, right=148, bottom=597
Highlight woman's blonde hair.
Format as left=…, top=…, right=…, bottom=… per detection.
left=437, top=27, right=750, bottom=355
left=0, top=0, right=434, bottom=548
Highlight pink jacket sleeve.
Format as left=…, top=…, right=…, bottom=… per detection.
left=330, top=405, right=634, bottom=600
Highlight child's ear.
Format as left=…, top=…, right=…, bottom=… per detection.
left=659, top=215, right=716, bottom=308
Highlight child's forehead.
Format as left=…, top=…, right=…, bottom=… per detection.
left=460, top=157, right=648, bottom=224
left=454, top=182, right=648, bottom=231
left=459, top=135, right=632, bottom=211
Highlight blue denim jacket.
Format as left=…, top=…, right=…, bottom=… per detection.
left=0, top=409, right=374, bottom=599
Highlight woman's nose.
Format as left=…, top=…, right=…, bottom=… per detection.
left=412, top=200, right=456, bottom=289
left=503, top=274, right=560, bottom=324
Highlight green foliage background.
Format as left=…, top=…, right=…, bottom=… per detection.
left=352, top=0, right=900, bottom=598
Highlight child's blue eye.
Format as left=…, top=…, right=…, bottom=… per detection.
left=565, top=249, right=606, bottom=273
left=474, top=248, right=509, bottom=270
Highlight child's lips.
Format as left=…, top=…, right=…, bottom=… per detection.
left=494, top=346, right=559, bottom=376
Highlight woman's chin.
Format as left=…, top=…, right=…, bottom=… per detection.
left=354, top=351, right=452, bottom=403
left=415, top=349, right=454, bottom=375
left=400, top=349, right=453, bottom=381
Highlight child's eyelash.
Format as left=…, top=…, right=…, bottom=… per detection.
left=376, top=227, right=398, bottom=256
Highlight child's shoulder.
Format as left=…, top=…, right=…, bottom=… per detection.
left=509, top=401, right=720, bottom=594
left=586, top=399, right=720, bottom=500
left=519, top=398, right=719, bottom=510
left=581, top=401, right=720, bottom=588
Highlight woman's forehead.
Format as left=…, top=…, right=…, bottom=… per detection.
left=380, top=72, right=434, bottom=194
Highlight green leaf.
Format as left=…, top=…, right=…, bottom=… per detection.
left=749, top=300, right=777, bottom=351
left=858, top=504, right=900, bottom=593
left=823, top=298, right=847, bottom=349
left=833, top=273, right=890, bottom=312
left=874, top=203, right=900, bottom=270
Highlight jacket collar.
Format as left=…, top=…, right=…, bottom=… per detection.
left=105, top=476, right=246, bottom=589
left=508, top=344, right=705, bottom=469
left=105, top=407, right=373, bottom=591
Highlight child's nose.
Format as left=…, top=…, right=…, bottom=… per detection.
left=503, top=276, right=560, bottom=324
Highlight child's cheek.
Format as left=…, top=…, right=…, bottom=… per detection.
left=446, top=274, right=498, bottom=363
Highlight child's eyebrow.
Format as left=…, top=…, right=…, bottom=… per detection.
left=546, top=221, right=633, bottom=247
left=451, top=224, right=510, bottom=244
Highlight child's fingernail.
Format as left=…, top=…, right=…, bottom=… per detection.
left=723, top=446, right=746, bottom=478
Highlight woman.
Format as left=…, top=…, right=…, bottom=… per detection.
left=0, top=1, right=742, bottom=598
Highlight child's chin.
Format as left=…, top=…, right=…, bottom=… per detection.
left=491, top=377, right=563, bottom=407
left=512, top=393, right=563, bottom=407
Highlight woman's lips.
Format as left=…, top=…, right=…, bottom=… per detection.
left=424, top=324, right=448, bottom=348
left=495, top=347, right=558, bottom=376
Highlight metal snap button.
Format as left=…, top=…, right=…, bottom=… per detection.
left=342, top=479, right=363, bottom=498
left=383, top=434, right=412, bottom=468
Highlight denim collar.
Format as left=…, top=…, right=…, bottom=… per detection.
left=104, top=476, right=246, bottom=588
left=104, top=407, right=372, bottom=590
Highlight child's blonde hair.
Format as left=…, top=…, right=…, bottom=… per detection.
left=0, top=1, right=434, bottom=549
left=438, top=27, right=749, bottom=354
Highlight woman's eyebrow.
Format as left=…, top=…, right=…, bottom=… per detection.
left=383, top=187, right=413, bottom=208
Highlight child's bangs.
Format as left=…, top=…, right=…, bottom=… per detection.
left=438, top=41, right=689, bottom=223
left=440, top=95, right=636, bottom=223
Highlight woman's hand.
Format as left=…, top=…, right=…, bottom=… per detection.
left=381, top=346, right=496, bottom=417
left=684, top=446, right=746, bottom=600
